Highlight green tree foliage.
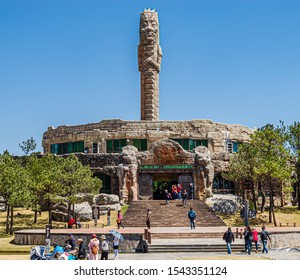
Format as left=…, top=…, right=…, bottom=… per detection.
left=25, top=154, right=102, bottom=224
left=19, top=137, right=37, bottom=156
left=223, top=142, right=259, bottom=210
left=0, top=151, right=31, bottom=234
left=25, top=154, right=62, bottom=224
left=281, top=121, right=300, bottom=210
left=253, top=124, right=292, bottom=226
left=55, top=154, right=101, bottom=218
left=226, top=124, right=293, bottom=226
left=0, top=151, right=102, bottom=230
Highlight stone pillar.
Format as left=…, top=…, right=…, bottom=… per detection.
left=117, top=164, right=129, bottom=204
left=123, top=164, right=139, bottom=203
left=194, top=146, right=214, bottom=198
left=138, top=8, right=162, bottom=121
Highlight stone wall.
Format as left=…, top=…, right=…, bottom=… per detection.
left=13, top=230, right=300, bottom=251
left=14, top=230, right=146, bottom=252
left=70, top=140, right=233, bottom=201
left=43, top=119, right=253, bottom=155
left=42, top=120, right=252, bottom=203
left=269, top=232, right=300, bottom=249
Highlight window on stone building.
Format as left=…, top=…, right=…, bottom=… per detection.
left=106, top=139, right=127, bottom=153
left=171, top=139, right=208, bottom=150
left=93, top=143, right=99, bottom=154
left=233, top=142, right=239, bottom=153
left=133, top=139, right=148, bottom=151
left=50, top=141, right=84, bottom=155
left=213, top=173, right=235, bottom=194
left=227, top=141, right=233, bottom=153
left=226, top=140, right=240, bottom=153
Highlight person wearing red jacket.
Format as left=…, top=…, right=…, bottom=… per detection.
left=68, top=216, right=76, bottom=228
left=252, top=227, right=259, bottom=253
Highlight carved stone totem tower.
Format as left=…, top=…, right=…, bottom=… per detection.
left=138, top=9, right=162, bottom=121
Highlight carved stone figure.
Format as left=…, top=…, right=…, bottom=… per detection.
left=138, top=8, right=162, bottom=121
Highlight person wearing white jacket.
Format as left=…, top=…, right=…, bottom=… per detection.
left=113, top=237, right=120, bottom=260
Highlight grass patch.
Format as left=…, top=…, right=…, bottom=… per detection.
left=0, top=205, right=131, bottom=254
left=0, top=236, right=32, bottom=253
left=218, top=206, right=300, bottom=227
left=121, top=204, right=129, bottom=215
left=0, top=205, right=130, bottom=236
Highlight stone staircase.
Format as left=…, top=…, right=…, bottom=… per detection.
left=122, top=200, right=226, bottom=228
left=150, top=232, right=223, bottom=239
left=147, top=242, right=259, bottom=253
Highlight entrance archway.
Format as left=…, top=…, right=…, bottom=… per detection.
left=138, top=171, right=193, bottom=200
left=153, top=173, right=178, bottom=200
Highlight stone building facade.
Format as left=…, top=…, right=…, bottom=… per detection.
left=43, top=120, right=253, bottom=204
left=42, top=9, right=254, bottom=204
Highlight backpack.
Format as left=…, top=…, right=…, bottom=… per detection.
left=91, top=245, right=98, bottom=255
left=260, top=231, right=268, bottom=241
left=223, top=231, right=233, bottom=242
left=189, top=211, right=196, bottom=219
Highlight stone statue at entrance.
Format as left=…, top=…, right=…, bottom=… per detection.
left=138, top=8, right=162, bottom=121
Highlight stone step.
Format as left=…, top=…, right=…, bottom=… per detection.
left=147, top=243, right=260, bottom=253
left=151, top=233, right=223, bottom=239
left=123, top=200, right=226, bottom=228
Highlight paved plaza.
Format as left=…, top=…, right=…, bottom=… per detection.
left=0, top=249, right=299, bottom=261
left=2, top=225, right=300, bottom=260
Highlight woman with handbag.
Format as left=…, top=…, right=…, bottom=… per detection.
left=117, top=210, right=125, bottom=229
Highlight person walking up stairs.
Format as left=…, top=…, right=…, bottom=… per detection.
left=188, top=207, right=196, bottom=229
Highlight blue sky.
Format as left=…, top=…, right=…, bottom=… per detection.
left=1, top=0, right=300, bottom=155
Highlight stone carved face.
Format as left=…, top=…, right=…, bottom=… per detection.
left=140, top=11, right=159, bottom=45
left=156, top=144, right=177, bottom=164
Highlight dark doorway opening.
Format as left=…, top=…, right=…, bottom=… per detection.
left=153, top=173, right=178, bottom=200
left=153, top=180, right=177, bottom=199
left=94, top=173, right=111, bottom=194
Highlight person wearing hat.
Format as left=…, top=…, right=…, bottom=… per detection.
left=88, top=234, right=99, bottom=260
left=64, top=244, right=72, bottom=252
left=100, top=235, right=109, bottom=260
left=77, top=238, right=87, bottom=260
left=66, top=233, right=76, bottom=250
left=46, top=241, right=64, bottom=260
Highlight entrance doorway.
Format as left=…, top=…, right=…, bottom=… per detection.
left=153, top=173, right=178, bottom=200
left=138, top=172, right=193, bottom=200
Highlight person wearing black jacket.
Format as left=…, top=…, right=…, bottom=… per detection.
left=223, top=227, right=235, bottom=254
left=260, top=226, right=271, bottom=254
left=66, top=233, right=76, bottom=250
left=77, top=238, right=87, bottom=260
left=244, top=226, right=253, bottom=255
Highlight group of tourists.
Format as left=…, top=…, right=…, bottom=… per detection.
left=46, top=233, right=121, bottom=260
left=223, top=226, right=271, bottom=255
left=165, top=183, right=194, bottom=207
left=243, top=225, right=271, bottom=254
